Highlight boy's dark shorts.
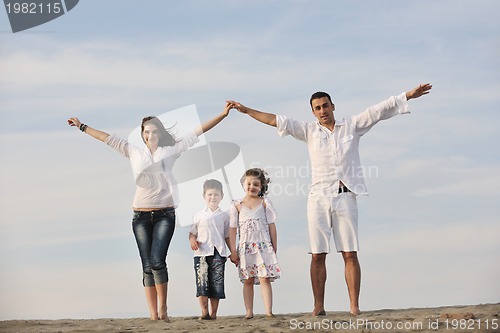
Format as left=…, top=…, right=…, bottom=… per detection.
left=194, top=248, right=227, bottom=299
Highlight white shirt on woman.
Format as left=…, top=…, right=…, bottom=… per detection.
left=105, top=131, right=199, bottom=208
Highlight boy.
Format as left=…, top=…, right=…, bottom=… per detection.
left=189, top=179, right=230, bottom=320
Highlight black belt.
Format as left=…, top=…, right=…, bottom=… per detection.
left=338, top=186, right=351, bottom=193
left=134, top=207, right=175, bottom=215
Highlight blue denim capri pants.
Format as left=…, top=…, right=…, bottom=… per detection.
left=194, top=248, right=227, bottom=299
left=132, top=208, right=175, bottom=287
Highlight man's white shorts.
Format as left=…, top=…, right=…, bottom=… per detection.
left=307, top=191, right=359, bottom=253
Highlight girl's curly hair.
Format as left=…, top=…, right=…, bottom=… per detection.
left=241, top=168, right=271, bottom=197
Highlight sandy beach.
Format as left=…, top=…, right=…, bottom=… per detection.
left=1, top=303, right=498, bottom=333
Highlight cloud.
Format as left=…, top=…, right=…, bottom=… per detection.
left=386, top=156, right=500, bottom=197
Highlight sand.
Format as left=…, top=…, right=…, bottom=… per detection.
left=1, top=303, right=498, bottom=333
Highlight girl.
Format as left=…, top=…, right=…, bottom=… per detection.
left=67, top=102, right=231, bottom=322
left=229, top=168, right=281, bottom=318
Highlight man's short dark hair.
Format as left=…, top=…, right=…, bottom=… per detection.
left=310, top=91, right=333, bottom=107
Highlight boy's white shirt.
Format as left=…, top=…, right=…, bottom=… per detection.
left=189, top=206, right=230, bottom=257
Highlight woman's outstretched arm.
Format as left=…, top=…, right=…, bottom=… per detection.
left=67, top=117, right=110, bottom=142
left=195, top=101, right=231, bottom=136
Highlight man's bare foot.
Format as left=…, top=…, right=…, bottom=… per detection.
left=312, top=309, right=326, bottom=317
left=244, top=312, right=254, bottom=319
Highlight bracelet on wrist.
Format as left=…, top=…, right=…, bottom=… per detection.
left=79, top=124, right=88, bottom=133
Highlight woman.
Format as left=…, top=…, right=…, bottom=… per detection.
left=67, top=102, right=231, bottom=322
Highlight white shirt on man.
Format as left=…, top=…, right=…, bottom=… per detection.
left=276, top=92, right=410, bottom=196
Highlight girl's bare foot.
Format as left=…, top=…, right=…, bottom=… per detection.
left=149, top=311, right=159, bottom=321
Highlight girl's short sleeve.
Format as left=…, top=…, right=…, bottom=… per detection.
left=229, top=201, right=240, bottom=228
left=263, top=197, right=277, bottom=224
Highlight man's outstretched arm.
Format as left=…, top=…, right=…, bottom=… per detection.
left=227, top=100, right=277, bottom=127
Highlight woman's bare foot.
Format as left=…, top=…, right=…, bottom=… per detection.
left=159, top=310, right=170, bottom=322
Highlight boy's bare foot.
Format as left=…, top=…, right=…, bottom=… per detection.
left=199, top=314, right=212, bottom=320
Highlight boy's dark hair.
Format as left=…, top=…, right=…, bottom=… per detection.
left=309, top=91, right=333, bottom=107
left=141, top=116, right=177, bottom=147
left=203, top=179, right=224, bottom=195
left=240, top=168, right=271, bottom=197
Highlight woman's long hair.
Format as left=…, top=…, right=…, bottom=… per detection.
left=141, top=116, right=177, bottom=147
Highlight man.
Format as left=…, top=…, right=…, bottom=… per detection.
left=228, top=83, right=432, bottom=316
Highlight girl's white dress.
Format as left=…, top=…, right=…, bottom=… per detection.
left=229, top=197, right=281, bottom=284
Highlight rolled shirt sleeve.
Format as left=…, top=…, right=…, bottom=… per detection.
left=353, top=92, right=410, bottom=136
left=276, top=115, right=308, bottom=141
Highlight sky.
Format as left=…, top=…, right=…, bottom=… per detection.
left=0, top=0, right=499, bottom=320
